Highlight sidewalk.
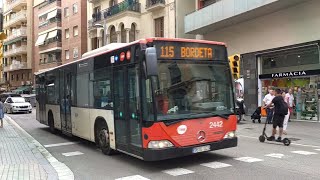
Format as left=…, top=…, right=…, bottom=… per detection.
left=239, top=116, right=320, bottom=147
left=0, top=116, right=74, bottom=180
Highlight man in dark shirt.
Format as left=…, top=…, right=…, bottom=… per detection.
left=265, top=88, right=286, bottom=142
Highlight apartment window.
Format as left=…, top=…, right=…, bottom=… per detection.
left=73, top=26, right=78, bottom=36
left=11, top=75, right=14, bottom=81
left=64, top=7, right=69, bottom=17
left=73, top=3, right=78, bottom=14
left=65, top=29, right=70, bottom=39
left=28, top=73, right=31, bottom=80
left=154, top=17, right=164, bottom=37
left=65, top=50, right=70, bottom=60
left=22, top=73, right=25, bottom=80
left=73, top=47, right=79, bottom=59
left=16, top=74, right=19, bottom=81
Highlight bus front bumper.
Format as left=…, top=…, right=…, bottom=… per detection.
left=143, top=137, right=238, bottom=161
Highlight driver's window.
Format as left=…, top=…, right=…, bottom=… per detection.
left=6, top=98, right=12, bottom=103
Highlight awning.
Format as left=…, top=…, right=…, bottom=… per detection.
left=46, top=9, right=58, bottom=20
left=35, top=33, right=48, bottom=46
left=46, top=30, right=58, bottom=39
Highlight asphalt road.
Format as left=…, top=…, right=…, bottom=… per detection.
left=8, top=111, right=320, bottom=180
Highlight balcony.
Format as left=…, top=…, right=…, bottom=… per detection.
left=38, top=0, right=61, bottom=10
left=3, top=11, right=27, bottom=29
left=3, top=28, right=27, bottom=45
left=3, top=0, right=27, bottom=13
left=185, top=0, right=309, bottom=34
left=39, top=58, right=62, bottom=66
left=3, top=46, right=27, bottom=57
left=39, top=19, right=62, bottom=30
left=3, top=61, right=28, bottom=72
left=38, top=40, right=62, bottom=53
left=89, top=0, right=141, bottom=30
left=146, top=0, right=165, bottom=11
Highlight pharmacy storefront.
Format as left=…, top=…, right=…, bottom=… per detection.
left=257, top=45, right=320, bottom=122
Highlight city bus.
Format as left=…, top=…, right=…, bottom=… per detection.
left=35, top=38, right=237, bottom=161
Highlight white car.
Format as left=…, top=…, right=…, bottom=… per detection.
left=4, top=97, right=32, bottom=114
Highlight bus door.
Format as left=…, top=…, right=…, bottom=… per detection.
left=59, top=70, right=72, bottom=135
left=114, top=64, right=142, bottom=156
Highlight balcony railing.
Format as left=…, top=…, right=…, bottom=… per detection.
left=3, top=46, right=27, bottom=57
left=38, top=0, right=61, bottom=10
left=146, top=0, right=165, bottom=10
left=4, top=0, right=27, bottom=13
left=89, top=0, right=141, bottom=28
left=4, top=28, right=27, bottom=43
left=38, top=18, right=62, bottom=29
left=3, top=61, right=28, bottom=72
left=39, top=58, right=62, bottom=65
left=3, top=11, right=27, bottom=28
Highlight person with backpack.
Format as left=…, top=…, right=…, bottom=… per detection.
left=265, top=89, right=288, bottom=142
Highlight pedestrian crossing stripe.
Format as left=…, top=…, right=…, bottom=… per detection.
left=201, top=162, right=232, bottom=169
left=265, top=153, right=285, bottom=159
left=115, top=175, right=150, bottom=180
left=291, top=151, right=318, bottom=155
left=162, top=168, right=194, bottom=176
left=234, top=157, right=264, bottom=163
left=62, top=151, right=84, bottom=157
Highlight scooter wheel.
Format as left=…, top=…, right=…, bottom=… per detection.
left=283, top=138, right=291, bottom=146
left=259, top=135, right=265, bottom=142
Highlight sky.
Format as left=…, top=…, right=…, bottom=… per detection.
left=0, top=0, right=2, bottom=8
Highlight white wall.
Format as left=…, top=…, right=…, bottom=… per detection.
left=204, top=0, right=320, bottom=55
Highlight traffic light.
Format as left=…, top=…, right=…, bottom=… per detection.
left=0, top=32, right=7, bottom=59
left=229, top=54, right=240, bottom=79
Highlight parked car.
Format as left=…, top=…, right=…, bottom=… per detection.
left=4, top=97, right=32, bottom=114
left=0, top=92, right=21, bottom=103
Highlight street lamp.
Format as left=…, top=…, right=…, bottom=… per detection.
left=93, top=20, right=107, bottom=46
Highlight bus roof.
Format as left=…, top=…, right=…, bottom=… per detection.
left=34, top=38, right=226, bottom=76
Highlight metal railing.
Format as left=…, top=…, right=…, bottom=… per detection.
left=3, top=10, right=27, bottom=28
left=3, top=46, right=27, bottom=57
left=3, top=0, right=27, bottom=13
left=4, top=28, right=27, bottom=42
left=146, top=0, right=165, bottom=9
left=38, top=18, right=61, bottom=29
left=89, top=0, right=141, bottom=27
left=38, top=0, right=61, bottom=10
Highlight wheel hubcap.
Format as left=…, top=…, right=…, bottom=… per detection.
left=99, top=129, right=109, bottom=147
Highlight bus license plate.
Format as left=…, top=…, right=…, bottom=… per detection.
left=192, top=145, right=210, bottom=153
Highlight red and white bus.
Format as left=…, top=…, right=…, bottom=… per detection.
left=35, top=38, right=237, bottom=161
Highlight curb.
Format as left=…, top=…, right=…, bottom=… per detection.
left=5, top=115, right=75, bottom=180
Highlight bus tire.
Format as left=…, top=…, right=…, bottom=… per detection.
left=98, top=127, right=113, bottom=155
left=48, top=112, right=56, bottom=134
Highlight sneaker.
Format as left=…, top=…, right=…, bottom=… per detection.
left=276, top=137, right=282, bottom=142
left=267, top=136, right=275, bottom=141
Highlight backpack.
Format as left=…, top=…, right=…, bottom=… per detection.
left=278, top=99, right=288, bottom=116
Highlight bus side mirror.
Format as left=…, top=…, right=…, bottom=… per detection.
left=145, top=47, right=158, bottom=77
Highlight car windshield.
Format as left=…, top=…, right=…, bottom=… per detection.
left=11, top=97, right=26, bottom=103
left=148, top=60, right=234, bottom=121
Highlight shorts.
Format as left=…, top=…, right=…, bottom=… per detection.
left=273, top=114, right=285, bottom=129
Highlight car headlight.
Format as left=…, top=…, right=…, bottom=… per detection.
left=224, top=131, right=236, bottom=139
left=12, top=106, right=16, bottom=108
left=148, top=140, right=174, bottom=149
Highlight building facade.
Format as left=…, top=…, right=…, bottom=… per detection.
left=33, top=0, right=87, bottom=74
left=185, top=0, right=320, bottom=122
left=2, top=0, right=33, bottom=91
left=87, top=0, right=195, bottom=51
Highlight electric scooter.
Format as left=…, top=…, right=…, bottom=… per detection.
left=258, top=119, right=291, bottom=146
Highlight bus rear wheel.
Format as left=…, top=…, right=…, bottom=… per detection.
left=98, top=128, right=113, bottom=155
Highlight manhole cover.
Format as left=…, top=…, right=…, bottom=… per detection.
left=288, top=138, right=301, bottom=141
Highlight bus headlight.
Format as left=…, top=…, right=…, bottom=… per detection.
left=148, top=140, right=174, bottom=149
left=224, top=131, right=236, bottom=139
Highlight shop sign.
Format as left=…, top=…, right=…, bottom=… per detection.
left=259, top=69, right=320, bottom=79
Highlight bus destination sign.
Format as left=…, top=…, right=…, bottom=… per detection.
left=155, top=41, right=224, bottom=60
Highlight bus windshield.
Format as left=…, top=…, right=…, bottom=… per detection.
left=151, top=60, right=234, bottom=121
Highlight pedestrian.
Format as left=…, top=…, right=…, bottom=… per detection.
left=263, top=88, right=275, bottom=124
left=282, top=91, right=290, bottom=135
left=0, top=100, right=4, bottom=128
left=285, top=88, right=295, bottom=122
left=265, top=89, right=288, bottom=142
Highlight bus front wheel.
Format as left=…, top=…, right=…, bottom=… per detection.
left=98, top=128, right=113, bottom=155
